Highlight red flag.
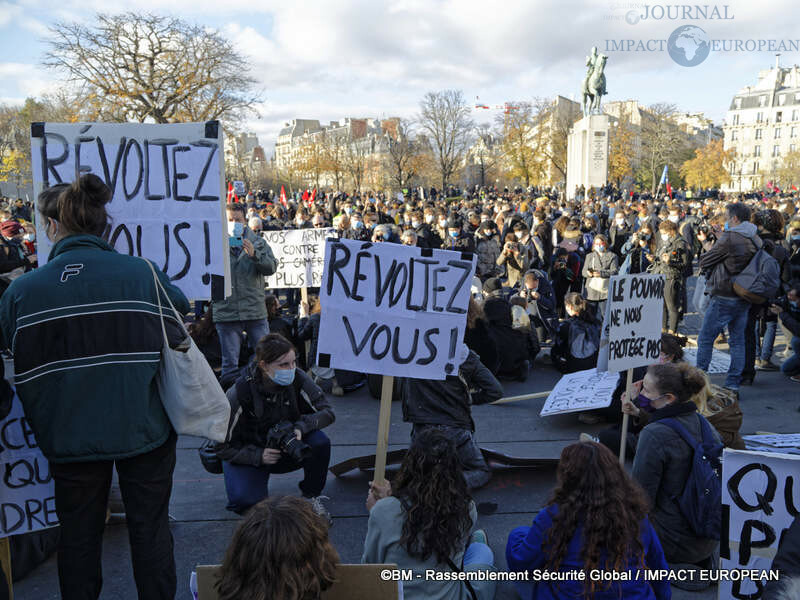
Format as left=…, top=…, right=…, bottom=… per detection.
left=774, top=186, right=781, bottom=194
left=302, top=189, right=309, bottom=202
left=308, top=188, right=317, bottom=209
left=792, top=185, right=798, bottom=191
left=666, top=182, right=673, bottom=198
left=227, top=182, right=233, bottom=203
left=280, top=186, right=288, bottom=208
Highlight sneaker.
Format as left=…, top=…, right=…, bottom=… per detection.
left=470, top=529, right=488, bottom=546
left=306, top=495, right=333, bottom=526
left=579, top=433, right=599, bottom=443
left=791, top=375, right=800, bottom=383
left=756, top=359, right=779, bottom=371
left=577, top=412, right=602, bottom=425
left=331, top=384, right=344, bottom=397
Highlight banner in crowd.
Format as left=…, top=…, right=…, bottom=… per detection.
left=742, top=434, right=800, bottom=449
left=232, top=180, right=245, bottom=196
left=721, top=449, right=799, bottom=599
left=263, top=228, right=336, bottom=289
left=0, top=390, right=57, bottom=538
left=30, top=121, right=230, bottom=300
left=597, top=273, right=665, bottom=373
left=682, top=347, right=731, bottom=374
left=540, top=368, right=618, bottom=416
left=317, top=239, right=476, bottom=379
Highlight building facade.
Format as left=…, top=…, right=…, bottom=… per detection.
left=722, top=61, right=800, bottom=192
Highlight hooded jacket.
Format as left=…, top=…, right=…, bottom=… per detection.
left=700, top=221, right=759, bottom=298
left=0, top=235, right=190, bottom=463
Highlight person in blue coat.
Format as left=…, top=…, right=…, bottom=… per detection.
left=506, top=441, right=671, bottom=600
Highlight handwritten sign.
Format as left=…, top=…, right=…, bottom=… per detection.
left=720, top=449, right=798, bottom=599
left=597, top=273, right=665, bottom=373
left=682, top=347, right=731, bottom=374
left=0, top=391, right=57, bottom=538
left=30, top=121, right=230, bottom=300
left=263, top=228, right=336, bottom=288
left=317, top=239, right=476, bottom=379
left=232, top=180, right=245, bottom=196
left=742, top=434, right=800, bottom=449
left=540, top=368, right=618, bottom=416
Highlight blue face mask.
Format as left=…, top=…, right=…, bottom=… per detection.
left=790, top=301, right=799, bottom=310
left=228, top=221, right=244, bottom=237
left=352, top=220, right=363, bottom=229
left=637, top=393, right=657, bottom=413
left=383, top=231, right=391, bottom=241
left=792, top=236, right=800, bottom=243
left=449, top=230, right=459, bottom=238
left=724, top=222, right=730, bottom=231
left=269, top=368, right=295, bottom=386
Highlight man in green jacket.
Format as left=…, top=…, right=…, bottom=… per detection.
left=214, top=203, right=277, bottom=379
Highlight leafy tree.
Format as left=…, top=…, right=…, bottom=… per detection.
left=679, top=139, right=735, bottom=190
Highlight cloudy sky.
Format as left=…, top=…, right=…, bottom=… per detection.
left=1, top=0, right=798, bottom=156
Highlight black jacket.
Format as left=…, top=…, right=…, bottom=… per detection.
left=651, top=235, right=691, bottom=280
left=464, top=318, right=500, bottom=374
left=401, top=349, right=503, bottom=431
left=483, top=296, right=540, bottom=375
left=217, top=364, right=335, bottom=466
left=764, top=516, right=800, bottom=599
left=414, top=223, right=443, bottom=250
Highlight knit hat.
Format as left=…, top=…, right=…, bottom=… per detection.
left=0, top=221, right=23, bottom=237
left=483, top=277, right=502, bottom=294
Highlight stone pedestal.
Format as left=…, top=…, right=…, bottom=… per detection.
left=566, top=114, right=609, bottom=200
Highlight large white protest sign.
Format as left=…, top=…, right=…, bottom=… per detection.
left=742, top=434, right=800, bottom=449
left=597, top=273, right=665, bottom=373
left=540, top=368, right=618, bottom=416
left=317, top=239, right=476, bottom=379
left=30, top=121, right=230, bottom=300
left=232, top=180, right=245, bottom=195
left=682, top=347, right=731, bottom=374
left=263, top=228, right=336, bottom=288
left=720, top=449, right=798, bottom=599
left=0, top=391, right=57, bottom=538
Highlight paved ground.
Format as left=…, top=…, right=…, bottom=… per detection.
left=13, top=288, right=800, bottom=599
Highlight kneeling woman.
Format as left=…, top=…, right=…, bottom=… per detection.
left=216, top=334, right=335, bottom=520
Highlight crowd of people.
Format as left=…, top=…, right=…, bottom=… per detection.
left=0, top=178, right=799, bottom=599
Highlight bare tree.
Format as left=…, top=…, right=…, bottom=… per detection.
left=470, top=123, right=500, bottom=188
left=384, top=118, right=421, bottom=191
left=637, top=103, right=693, bottom=194
left=321, top=131, right=347, bottom=191
left=418, top=90, right=473, bottom=192
left=344, top=139, right=368, bottom=193
left=531, top=97, right=580, bottom=185
left=44, top=13, right=261, bottom=124
left=497, top=102, right=540, bottom=187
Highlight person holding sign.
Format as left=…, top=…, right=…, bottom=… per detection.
left=213, top=203, right=277, bottom=381
left=631, top=362, right=721, bottom=587
left=0, top=175, right=190, bottom=600
left=582, top=234, right=618, bottom=320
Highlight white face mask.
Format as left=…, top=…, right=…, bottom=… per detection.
left=661, top=233, right=671, bottom=242
left=438, top=219, right=447, bottom=228
left=514, top=231, right=524, bottom=240
left=23, top=233, right=35, bottom=242
left=668, top=215, right=679, bottom=223
left=425, top=214, right=434, bottom=224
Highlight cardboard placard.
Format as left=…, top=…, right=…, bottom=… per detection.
left=0, top=391, right=57, bottom=538
left=597, top=274, right=665, bottom=373
left=30, top=121, right=230, bottom=300
left=720, top=449, right=799, bottom=599
left=540, top=368, right=618, bottom=416
left=232, top=180, right=245, bottom=195
left=263, top=228, right=337, bottom=289
left=316, top=239, right=475, bottom=379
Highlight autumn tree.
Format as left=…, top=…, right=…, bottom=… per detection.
left=344, top=141, right=368, bottom=193
left=498, top=102, right=540, bottom=186
left=44, top=13, right=260, bottom=124
left=679, top=139, right=735, bottom=190
left=0, top=150, right=31, bottom=197
left=418, top=90, right=473, bottom=192
left=608, top=106, right=636, bottom=186
left=321, top=131, right=347, bottom=191
left=637, top=103, right=693, bottom=193
left=295, top=141, right=326, bottom=189
left=775, top=148, right=800, bottom=190
left=531, top=97, right=580, bottom=184
left=384, top=119, right=421, bottom=191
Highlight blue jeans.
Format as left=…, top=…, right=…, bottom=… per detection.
left=696, top=296, right=749, bottom=390
left=222, top=430, right=331, bottom=514
left=464, top=542, right=494, bottom=567
left=215, top=318, right=269, bottom=377
left=781, top=337, right=800, bottom=376
left=760, top=320, right=777, bottom=361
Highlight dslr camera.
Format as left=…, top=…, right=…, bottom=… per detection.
left=266, top=421, right=311, bottom=462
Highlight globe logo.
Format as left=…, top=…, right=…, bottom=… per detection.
left=667, top=25, right=711, bottom=67
left=625, top=10, right=640, bottom=25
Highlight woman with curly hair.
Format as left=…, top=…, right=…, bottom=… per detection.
left=362, top=429, right=496, bottom=599
left=506, top=442, right=670, bottom=600
left=216, top=495, right=339, bottom=600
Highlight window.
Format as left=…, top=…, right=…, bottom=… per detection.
left=773, top=145, right=781, bottom=157
left=792, top=126, right=797, bottom=138
left=754, top=145, right=761, bottom=157
left=793, top=109, right=798, bottom=121
left=753, top=161, right=759, bottom=174
left=735, top=98, right=742, bottom=109
left=732, top=114, right=740, bottom=125
left=777, top=111, right=783, bottom=123
left=792, top=144, right=797, bottom=153
left=757, top=112, right=764, bottom=123
left=760, top=96, right=767, bottom=107
left=731, top=130, right=738, bottom=141
left=775, top=128, right=782, bottom=139
left=756, top=129, right=763, bottom=139
left=780, top=95, right=787, bottom=106
left=730, top=162, right=736, bottom=176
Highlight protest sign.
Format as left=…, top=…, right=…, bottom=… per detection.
left=232, top=180, right=245, bottom=195
left=721, top=449, right=798, bottom=599
left=682, top=347, right=731, bottom=374
left=0, top=391, right=57, bottom=538
left=263, top=228, right=336, bottom=289
left=597, top=273, right=665, bottom=373
left=742, top=434, right=800, bottom=448
left=540, top=368, right=618, bottom=416
left=30, top=121, right=230, bottom=300
left=317, top=238, right=476, bottom=380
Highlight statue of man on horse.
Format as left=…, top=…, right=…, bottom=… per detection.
left=582, top=47, right=608, bottom=117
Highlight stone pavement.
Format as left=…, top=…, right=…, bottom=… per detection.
left=13, top=279, right=800, bottom=599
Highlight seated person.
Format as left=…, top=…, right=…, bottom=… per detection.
left=483, top=291, right=539, bottom=381
left=550, top=293, right=600, bottom=374
left=506, top=441, right=670, bottom=600
left=363, top=429, right=496, bottom=600
left=519, top=269, right=558, bottom=342
left=465, top=297, right=500, bottom=374
left=215, top=496, right=339, bottom=600
left=632, top=361, right=721, bottom=588
left=216, top=334, right=335, bottom=522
